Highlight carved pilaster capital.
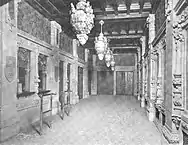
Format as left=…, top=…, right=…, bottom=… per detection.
left=182, top=121, right=188, bottom=133
left=172, top=115, right=181, bottom=130
left=146, top=14, right=155, bottom=27
left=173, top=6, right=188, bottom=44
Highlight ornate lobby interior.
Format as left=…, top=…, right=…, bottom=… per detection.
left=0, top=0, right=188, bottom=144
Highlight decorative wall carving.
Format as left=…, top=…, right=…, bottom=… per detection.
left=59, top=32, right=73, bottom=55
left=17, top=1, right=51, bottom=44
left=38, top=54, right=47, bottom=71
left=173, top=5, right=188, bottom=45
left=18, top=47, right=30, bottom=68
left=172, top=74, right=183, bottom=109
left=4, top=56, right=16, bottom=82
left=165, top=0, right=172, bottom=22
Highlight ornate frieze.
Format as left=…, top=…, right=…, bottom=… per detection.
left=17, top=0, right=51, bottom=44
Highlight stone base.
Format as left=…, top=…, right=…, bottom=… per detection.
left=162, top=126, right=180, bottom=144
left=141, top=97, right=145, bottom=108
left=146, top=106, right=155, bottom=122
left=137, top=94, right=140, bottom=100
left=71, top=95, right=79, bottom=105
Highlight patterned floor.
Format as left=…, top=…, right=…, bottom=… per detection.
left=2, top=95, right=169, bottom=145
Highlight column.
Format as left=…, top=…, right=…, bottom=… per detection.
left=83, top=49, right=89, bottom=98
left=0, top=1, right=20, bottom=142
left=134, top=53, right=138, bottom=97
left=147, top=14, right=156, bottom=122
left=156, top=46, right=163, bottom=105
left=63, top=61, right=68, bottom=92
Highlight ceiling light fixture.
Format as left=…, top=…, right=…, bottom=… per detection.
left=94, top=20, right=108, bottom=60
left=70, top=0, right=95, bottom=45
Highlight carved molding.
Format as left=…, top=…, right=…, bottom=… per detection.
left=162, top=126, right=180, bottom=144
left=172, top=115, right=181, bottom=130
left=173, top=5, right=188, bottom=45
left=165, top=0, right=172, bottom=22
left=182, top=121, right=188, bottom=134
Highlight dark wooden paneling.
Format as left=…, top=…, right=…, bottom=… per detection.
left=60, top=32, right=73, bottom=55
left=116, top=71, right=134, bottom=95
left=78, top=67, right=83, bottom=99
left=97, top=71, right=114, bottom=95
left=59, top=61, right=64, bottom=95
left=17, top=1, right=51, bottom=44
left=114, top=54, right=135, bottom=66
left=77, top=45, right=85, bottom=61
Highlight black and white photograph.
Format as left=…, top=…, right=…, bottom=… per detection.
left=0, top=0, right=187, bottom=144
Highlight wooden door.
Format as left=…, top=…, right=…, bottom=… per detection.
left=97, top=71, right=114, bottom=95
left=116, top=71, right=125, bottom=95
left=116, top=71, right=134, bottom=95
left=78, top=66, right=83, bottom=99
left=59, top=61, right=64, bottom=95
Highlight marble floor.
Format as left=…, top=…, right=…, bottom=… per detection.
left=2, top=95, right=169, bottom=145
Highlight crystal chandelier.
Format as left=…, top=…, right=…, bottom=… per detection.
left=70, top=0, right=95, bottom=45
left=94, top=20, right=108, bottom=60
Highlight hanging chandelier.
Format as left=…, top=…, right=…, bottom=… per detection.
left=70, top=0, right=95, bottom=45
left=94, top=20, right=108, bottom=60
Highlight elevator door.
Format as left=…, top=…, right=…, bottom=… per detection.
left=78, top=66, right=83, bottom=99
left=116, top=71, right=134, bottom=95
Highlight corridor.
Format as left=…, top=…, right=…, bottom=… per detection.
left=2, top=95, right=168, bottom=145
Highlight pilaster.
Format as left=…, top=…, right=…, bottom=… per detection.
left=0, top=1, right=20, bottom=142
left=113, top=70, right=116, bottom=95
left=91, top=55, right=97, bottom=95
left=146, top=13, right=156, bottom=122
left=83, top=49, right=89, bottom=99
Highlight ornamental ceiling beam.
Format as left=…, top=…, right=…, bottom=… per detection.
left=87, top=45, right=139, bottom=49
left=89, top=34, right=142, bottom=39
left=95, top=12, right=149, bottom=20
